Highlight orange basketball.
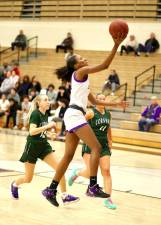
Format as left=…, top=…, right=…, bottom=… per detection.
left=109, top=19, right=129, bottom=38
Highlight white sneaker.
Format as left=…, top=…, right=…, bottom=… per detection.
left=21, top=127, right=27, bottom=131
left=13, top=126, right=18, bottom=130
left=110, top=92, right=115, bottom=96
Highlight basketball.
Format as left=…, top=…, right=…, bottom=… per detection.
left=109, top=19, right=129, bottom=38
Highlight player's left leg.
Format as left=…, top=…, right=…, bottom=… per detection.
left=100, top=156, right=117, bottom=209
left=11, top=162, right=35, bottom=199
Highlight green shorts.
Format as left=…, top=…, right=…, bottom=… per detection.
left=82, top=139, right=111, bottom=158
left=20, top=139, right=54, bottom=164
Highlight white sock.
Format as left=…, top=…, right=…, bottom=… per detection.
left=61, top=192, right=68, bottom=199
left=13, top=182, right=18, bottom=187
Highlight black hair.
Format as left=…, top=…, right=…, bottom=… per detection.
left=23, top=95, right=29, bottom=100
left=55, top=55, right=77, bottom=82
left=58, top=86, right=66, bottom=90
left=59, top=98, right=69, bottom=106
left=48, top=84, right=55, bottom=89
left=9, top=98, right=16, bottom=103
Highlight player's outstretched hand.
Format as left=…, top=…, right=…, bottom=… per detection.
left=117, top=100, right=129, bottom=109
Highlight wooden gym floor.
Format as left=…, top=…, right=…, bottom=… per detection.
left=0, top=133, right=161, bottom=225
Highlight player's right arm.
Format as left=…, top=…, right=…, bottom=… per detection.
left=76, top=33, right=126, bottom=79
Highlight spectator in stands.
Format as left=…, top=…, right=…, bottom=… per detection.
left=136, top=33, right=160, bottom=56
left=14, top=95, right=31, bottom=131
left=138, top=96, right=161, bottom=132
left=0, top=62, right=11, bottom=84
left=47, top=84, right=58, bottom=107
left=8, top=88, right=20, bottom=105
left=120, top=35, right=138, bottom=55
left=17, top=75, right=32, bottom=97
left=64, top=48, right=75, bottom=61
left=28, top=88, right=37, bottom=101
left=102, top=69, right=120, bottom=95
left=4, top=98, right=18, bottom=128
left=0, top=94, right=10, bottom=118
left=11, top=30, right=27, bottom=51
left=10, top=71, right=19, bottom=88
left=0, top=71, right=14, bottom=94
left=30, top=76, right=41, bottom=93
left=56, top=86, right=70, bottom=102
left=56, top=32, right=74, bottom=53
left=52, top=98, right=69, bottom=136
left=11, top=62, right=21, bottom=76
left=65, top=81, right=71, bottom=98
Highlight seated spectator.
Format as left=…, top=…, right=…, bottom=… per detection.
left=0, top=71, right=14, bottom=94
left=30, top=76, right=41, bottom=93
left=65, top=81, right=71, bottom=98
left=7, top=88, right=20, bottom=105
left=10, top=71, right=19, bottom=88
left=120, top=35, right=138, bottom=55
left=136, top=33, right=160, bottom=56
left=4, top=98, right=19, bottom=128
left=56, top=32, right=74, bottom=53
left=11, top=61, right=21, bottom=76
left=0, top=94, right=10, bottom=118
left=0, top=62, right=11, bottom=84
left=47, top=84, right=58, bottom=108
left=52, top=98, right=69, bottom=136
left=14, top=95, right=31, bottom=131
left=29, top=88, right=37, bottom=101
left=11, top=30, right=27, bottom=51
left=56, top=86, right=70, bottom=102
left=102, top=69, right=120, bottom=95
left=64, top=49, right=74, bottom=61
left=17, top=75, right=31, bottom=97
left=138, top=96, right=161, bottom=132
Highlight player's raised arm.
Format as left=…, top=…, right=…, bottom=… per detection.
left=76, top=34, right=127, bottom=80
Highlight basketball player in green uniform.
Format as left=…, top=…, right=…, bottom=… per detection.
left=68, top=93, right=116, bottom=209
left=11, top=94, right=79, bottom=205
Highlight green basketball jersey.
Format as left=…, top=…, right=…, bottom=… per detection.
left=27, top=109, right=48, bottom=142
left=88, top=107, right=111, bottom=142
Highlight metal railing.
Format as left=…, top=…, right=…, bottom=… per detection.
left=0, top=36, right=38, bottom=65
left=133, top=65, right=156, bottom=106
left=110, top=82, right=128, bottom=112
left=26, top=36, right=38, bottom=61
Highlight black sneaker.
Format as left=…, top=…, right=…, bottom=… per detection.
left=42, top=187, right=59, bottom=207
left=86, top=184, right=110, bottom=198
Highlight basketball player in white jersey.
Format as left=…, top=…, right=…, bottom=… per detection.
left=42, top=32, right=127, bottom=207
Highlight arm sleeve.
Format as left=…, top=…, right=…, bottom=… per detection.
left=141, top=107, right=148, bottom=117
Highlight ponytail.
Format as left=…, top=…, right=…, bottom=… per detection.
left=54, top=55, right=77, bottom=82
left=26, top=95, right=39, bottom=124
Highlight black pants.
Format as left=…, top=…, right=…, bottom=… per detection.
left=5, top=113, right=16, bottom=128
left=11, top=41, right=26, bottom=51
left=120, top=45, right=136, bottom=55
left=56, top=45, right=72, bottom=53
left=0, top=111, right=5, bottom=117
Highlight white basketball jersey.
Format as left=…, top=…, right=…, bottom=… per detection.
left=69, top=72, right=89, bottom=111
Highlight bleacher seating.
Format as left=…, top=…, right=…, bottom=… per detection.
left=19, top=49, right=161, bottom=94
left=0, top=0, right=23, bottom=18
left=0, top=0, right=159, bottom=20
left=120, top=120, right=161, bottom=133
left=112, top=128, right=161, bottom=148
